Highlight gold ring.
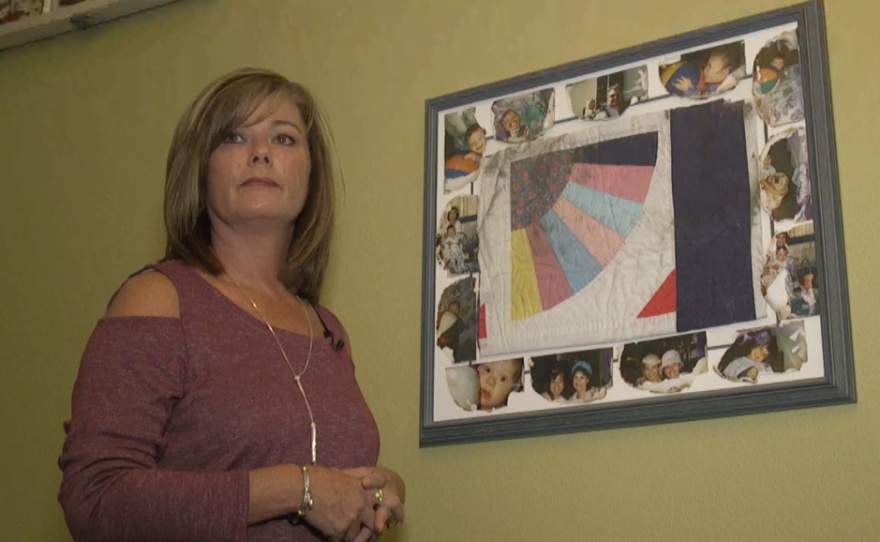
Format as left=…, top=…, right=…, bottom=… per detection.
left=375, top=487, right=384, bottom=503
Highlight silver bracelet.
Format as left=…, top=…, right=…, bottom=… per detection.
left=287, top=466, right=314, bottom=525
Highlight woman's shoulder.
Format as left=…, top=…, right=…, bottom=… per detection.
left=105, top=267, right=181, bottom=319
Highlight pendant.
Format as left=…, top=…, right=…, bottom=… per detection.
left=310, top=422, right=317, bottom=465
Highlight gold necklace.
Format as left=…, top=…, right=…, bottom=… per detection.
left=227, top=274, right=317, bottom=465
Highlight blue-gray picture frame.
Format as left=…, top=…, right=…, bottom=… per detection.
left=420, top=0, right=853, bottom=447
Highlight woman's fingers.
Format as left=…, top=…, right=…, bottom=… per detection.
left=372, top=504, right=392, bottom=533
left=342, top=466, right=372, bottom=480
left=304, top=466, right=378, bottom=541
left=360, top=470, right=388, bottom=489
left=346, top=523, right=370, bottom=542
left=381, top=495, right=405, bottom=523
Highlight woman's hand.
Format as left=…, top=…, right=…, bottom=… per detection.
left=304, top=466, right=378, bottom=542
left=343, top=466, right=406, bottom=535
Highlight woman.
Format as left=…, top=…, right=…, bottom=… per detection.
left=58, top=68, right=405, bottom=542
left=568, top=361, right=604, bottom=404
left=440, top=206, right=463, bottom=235
left=540, top=367, right=568, bottom=403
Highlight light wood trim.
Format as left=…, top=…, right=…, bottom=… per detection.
left=0, top=0, right=186, bottom=52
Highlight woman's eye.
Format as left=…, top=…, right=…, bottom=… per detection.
left=275, top=134, right=296, bottom=145
left=500, top=376, right=507, bottom=382
left=223, top=132, right=244, bottom=143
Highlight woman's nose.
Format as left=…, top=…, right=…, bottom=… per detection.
left=250, top=141, right=271, bottom=165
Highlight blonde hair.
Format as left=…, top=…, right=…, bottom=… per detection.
left=163, top=67, right=338, bottom=302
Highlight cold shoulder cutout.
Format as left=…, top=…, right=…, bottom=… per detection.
left=105, top=268, right=180, bottom=319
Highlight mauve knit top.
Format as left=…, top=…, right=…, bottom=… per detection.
left=58, top=260, right=380, bottom=542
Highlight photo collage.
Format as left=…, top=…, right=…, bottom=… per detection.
left=431, top=22, right=822, bottom=420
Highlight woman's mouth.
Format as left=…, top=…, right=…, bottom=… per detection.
left=241, top=177, right=279, bottom=188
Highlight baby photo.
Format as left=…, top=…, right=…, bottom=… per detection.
left=435, top=196, right=479, bottom=276
left=759, top=127, right=811, bottom=222
left=0, top=0, right=43, bottom=25
left=435, top=277, right=478, bottom=364
left=716, top=323, right=807, bottom=384
left=620, top=333, right=709, bottom=393
left=566, top=66, right=648, bottom=121
left=659, top=41, right=747, bottom=99
left=445, top=359, right=525, bottom=412
left=530, top=348, right=613, bottom=405
left=444, top=108, right=486, bottom=193
left=760, top=223, right=818, bottom=321
left=491, top=89, right=555, bottom=144
left=752, top=29, right=804, bottom=127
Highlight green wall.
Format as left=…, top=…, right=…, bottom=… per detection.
left=1, top=0, right=877, bottom=540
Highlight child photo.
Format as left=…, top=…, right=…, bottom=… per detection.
left=659, top=41, right=747, bottom=99
left=530, top=348, right=613, bottom=405
left=436, top=196, right=479, bottom=276
left=752, top=29, right=804, bottom=127
left=759, top=127, right=811, bottom=222
left=436, top=276, right=478, bottom=364
left=566, top=66, right=648, bottom=121
left=716, top=323, right=807, bottom=384
left=620, top=333, right=709, bottom=393
left=444, top=108, right=486, bottom=193
left=445, top=359, right=525, bottom=412
left=786, top=223, right=819, bottom=318
left=760, top=223, right=817, bottom=320
left=491, top=89, right=555, bottom=143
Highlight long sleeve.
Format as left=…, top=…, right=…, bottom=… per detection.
left=58, top=317, right=249, bottom=542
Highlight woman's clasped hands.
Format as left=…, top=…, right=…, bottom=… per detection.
left=305, top=466, right=405, bottom=542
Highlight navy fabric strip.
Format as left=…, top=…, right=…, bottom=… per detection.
left=572, top=131, right=658, bottom=166
left=671, top=101, right=755, bottom=330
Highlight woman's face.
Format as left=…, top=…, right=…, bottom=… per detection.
left=572, top=370, right=588, bottom=394
left=643, top=363, right=661, bottom=383
left=749, top=344, right=770, bottom=362
left=467, top=129, right=486, bottom=155
left=206, top=95, right=311, bottom=231
left=663, top=364, right=681, bottom=379
left=447, top=209, right=459, bottom=222
left=549, top=373, right=564, bottom=399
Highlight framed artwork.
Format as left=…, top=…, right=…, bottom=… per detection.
left=0, top=1, right=46, bottom=26
left=420, top=1, right=854, bottom=447
left=0, top=0, right=88, bottom=27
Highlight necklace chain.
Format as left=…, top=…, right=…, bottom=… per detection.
left=227, top=274, right=317, bottom=465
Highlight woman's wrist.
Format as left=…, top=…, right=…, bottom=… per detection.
left=287, top=465, right=314, bottom=525
left=246, top=464, right=307, bottom=525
